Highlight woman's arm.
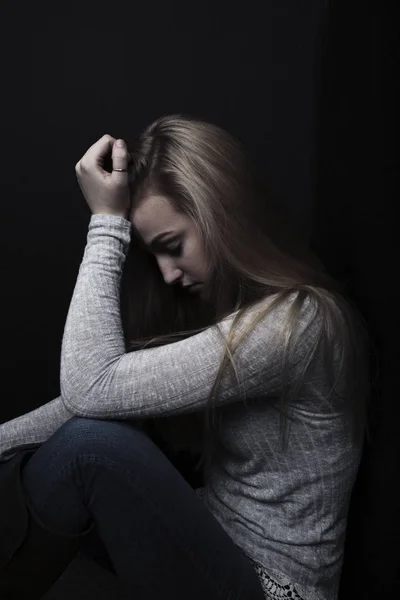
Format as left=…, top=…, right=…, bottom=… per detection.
left=0, top=396, right=74, bottom=462
left=60, top=214, right=317, bottom=421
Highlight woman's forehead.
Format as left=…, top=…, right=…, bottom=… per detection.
left=130, top=194, right=188, bottom=245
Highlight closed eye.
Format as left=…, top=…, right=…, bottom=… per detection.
left=165, top=242, right=182, bottom=256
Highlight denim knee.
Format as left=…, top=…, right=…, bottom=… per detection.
left=52, top=416, right=147, bottom=464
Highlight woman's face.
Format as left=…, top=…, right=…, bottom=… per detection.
left=130, top=193, right=210, bottom=296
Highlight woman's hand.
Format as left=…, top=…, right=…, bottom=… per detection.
left=75, top=134, right=132, bottom=219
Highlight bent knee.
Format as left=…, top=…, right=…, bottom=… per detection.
left=55, top=416, right=148, bottom=457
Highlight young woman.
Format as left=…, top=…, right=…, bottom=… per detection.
left=0, top=115, right=371, bottom=599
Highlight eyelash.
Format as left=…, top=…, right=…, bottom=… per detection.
left=166, top=243, right=182, bottom=256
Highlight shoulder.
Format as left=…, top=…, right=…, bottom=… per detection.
left=213, top=290, right=320, bottom=356
left=233, top=290, right=320, bottom=334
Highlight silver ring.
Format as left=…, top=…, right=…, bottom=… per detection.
left=113, top=168, right=128, bottom=172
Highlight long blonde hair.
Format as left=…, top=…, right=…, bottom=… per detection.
left=120, top=113, right=372, bottom=480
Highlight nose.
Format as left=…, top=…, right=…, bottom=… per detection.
left=156, top=256, right=183, bottom=286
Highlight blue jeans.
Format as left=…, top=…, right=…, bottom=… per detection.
left=20, top=417, right=265, bottom=599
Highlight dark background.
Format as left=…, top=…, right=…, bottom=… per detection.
left=1, top=1, right=398, bottom=597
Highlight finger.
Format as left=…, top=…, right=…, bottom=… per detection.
left=79, top=134, right=116, bottom=171
left=111, top=139, right=129, bottom=183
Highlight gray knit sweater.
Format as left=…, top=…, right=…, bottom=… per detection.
left=0, top=214, right=363, bottom=600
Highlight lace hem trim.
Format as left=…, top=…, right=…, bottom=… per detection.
left=244, top=553, right=306, bottom=599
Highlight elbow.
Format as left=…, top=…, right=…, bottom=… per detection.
left=60, top=384, right=96, bottom=418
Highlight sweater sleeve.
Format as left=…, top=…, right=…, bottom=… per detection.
left=60, top=214, right=317, bottom=421
left=0, top=396, right=74, bottom=462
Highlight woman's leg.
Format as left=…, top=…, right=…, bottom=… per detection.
left=20, top=416, right=265, bottom=600
left=0, top=452, right=94, bottom=600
